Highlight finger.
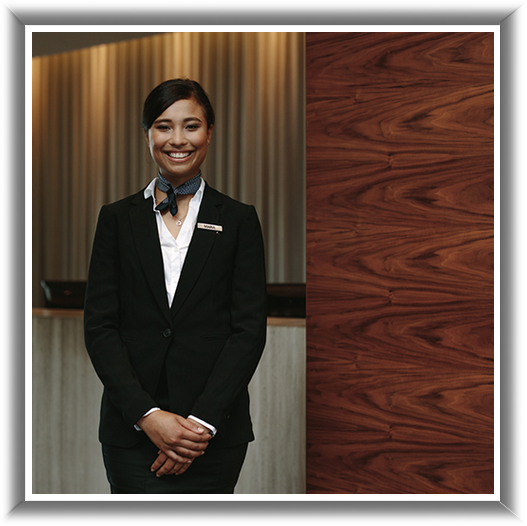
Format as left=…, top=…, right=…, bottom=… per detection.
left=182, top=417, right=206, bottom=433
left=172, top=444, right=208, bottom=459
left=141, top=411, right=210, bottom=450
left=178, top=429, right=212, bottom=443
left=180, top=417, right=213, bottom=439
left=163, top=446, right=205, bottom=463
left=160, top=436, right=209, bottom=457
left=150, top=451, right=169, bottom=472
left=155, top=456, right=180, bottom=477
left=162, top=450, right=204, bottom=476
left=152, top=448, right=196, bottom=470
left=166, top=461, right=187, bottom=475
left=173, top=436, right=208, bottom=447
left=157, top=454, right=196, bottom=477
left=174, top=459, right=194, bottom=476
left=177, top=434, right=211, bottom=448
left=162, top=430, right=210, bottom=451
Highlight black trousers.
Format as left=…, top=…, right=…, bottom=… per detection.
left=102, top=363, right=248, bottom=494
left=102, top=435, right=248, bottom=494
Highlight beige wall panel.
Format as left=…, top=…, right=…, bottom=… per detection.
left=32, top=312, right=306, bottom=495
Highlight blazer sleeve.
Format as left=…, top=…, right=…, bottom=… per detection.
left=84, top=205, right=158, bottom=428
left=189, top=204, right=267, bottom=430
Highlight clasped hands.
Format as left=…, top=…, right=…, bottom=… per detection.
left=137, top=410, right=212, bottom=477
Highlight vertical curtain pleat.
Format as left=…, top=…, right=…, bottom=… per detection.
left=32, top=32, right=305, bottom=307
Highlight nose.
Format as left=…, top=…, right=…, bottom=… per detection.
left=168, top=127, right=188, bottom=147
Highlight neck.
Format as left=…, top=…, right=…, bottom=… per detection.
left=160, top=171, right=200, bottom=189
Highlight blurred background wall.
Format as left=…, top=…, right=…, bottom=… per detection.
left=32, top=32, right=306, bottom=307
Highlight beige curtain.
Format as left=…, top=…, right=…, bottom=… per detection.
left=32, top=32, right=305, bottom=307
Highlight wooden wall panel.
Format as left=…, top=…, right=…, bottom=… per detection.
left=306, top=32, right=494, bottom=494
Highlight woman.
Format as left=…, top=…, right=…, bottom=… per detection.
left=84, top=78, right=267, bottom=494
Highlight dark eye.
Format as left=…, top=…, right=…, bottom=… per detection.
left=156, top=125, right=169, bottom=131
left=186, top=124, right=199, bottom=130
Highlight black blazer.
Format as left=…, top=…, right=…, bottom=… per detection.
left=84, top=182, right=267, bottom=450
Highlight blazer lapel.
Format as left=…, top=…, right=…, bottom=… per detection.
left=170, top=183, right=222, bottom=318
left=128, top=190, right=172, bottom=323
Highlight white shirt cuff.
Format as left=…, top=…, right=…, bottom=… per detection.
left=188, top=415, right=217, bottom=437
left=134, top=407, right=161, bottom=431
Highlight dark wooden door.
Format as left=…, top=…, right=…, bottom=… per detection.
left=306, top=32, right=494, bottom=493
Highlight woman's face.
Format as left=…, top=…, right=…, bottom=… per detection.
left=145, top=97, right=212, bottom=186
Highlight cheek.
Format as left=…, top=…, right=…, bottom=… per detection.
left=150, top=138, right=164, bottom=154
left=198, top=133, right=210, bottom=150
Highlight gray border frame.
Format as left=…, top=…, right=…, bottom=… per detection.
left=9, top=4, right=524, bottom=523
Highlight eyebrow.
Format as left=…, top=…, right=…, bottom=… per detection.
left=154, top=116, right=203, bottom=124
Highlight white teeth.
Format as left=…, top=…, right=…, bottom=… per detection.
left=168, top=152, right=191, bottom=158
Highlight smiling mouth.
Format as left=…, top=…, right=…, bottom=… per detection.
left=167, top=152, right=192, bottom=159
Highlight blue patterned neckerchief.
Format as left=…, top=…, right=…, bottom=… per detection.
left=155, top=171, right=202, bottom=216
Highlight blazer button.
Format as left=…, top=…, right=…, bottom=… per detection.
left=162, top=328, right=172, bottom=338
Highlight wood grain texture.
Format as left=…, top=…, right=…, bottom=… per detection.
left=306, top=32, right=494, bottom=494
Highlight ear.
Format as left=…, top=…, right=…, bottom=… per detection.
left=143, top=128, right=151, bottom=146
left=206, top=125, right=213, bottom=145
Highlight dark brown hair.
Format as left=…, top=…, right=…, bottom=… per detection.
left=142, top=78, right=215, bottom=130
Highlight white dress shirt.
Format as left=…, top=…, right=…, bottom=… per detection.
left=134, top=177, right=216, bottom=436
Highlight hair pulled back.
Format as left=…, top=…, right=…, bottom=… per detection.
left=142, top=78, right=215, bottom=131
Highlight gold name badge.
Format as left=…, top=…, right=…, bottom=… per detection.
left=197, top=222, right=223, bottom=232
